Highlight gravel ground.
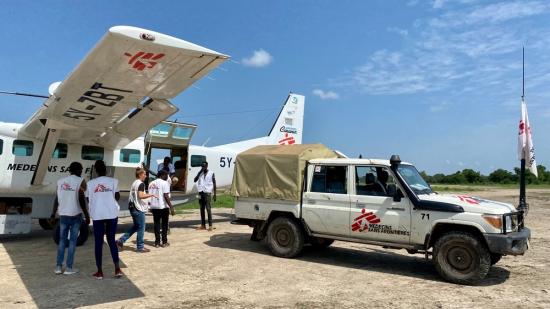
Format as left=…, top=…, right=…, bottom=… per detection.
left=0, top=188, right=549, bottom=308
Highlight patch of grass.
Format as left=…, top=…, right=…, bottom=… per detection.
left=173, top=194, right=234, bottom=214
left=431, top=183, right=550, bottom=192
left=431, top=185, right=481, bottom=192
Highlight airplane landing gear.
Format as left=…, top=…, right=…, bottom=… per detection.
left=38, top=218, right=57, bottom=230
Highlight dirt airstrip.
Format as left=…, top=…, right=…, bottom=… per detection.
left=1, top=188, right=549, bottom=308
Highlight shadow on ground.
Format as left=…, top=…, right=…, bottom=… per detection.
left=0, top=226, right=144, bottom=309
left=204, top=232, right=510, bottom=286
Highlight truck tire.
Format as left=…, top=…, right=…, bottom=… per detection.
left=53, top=222, right=90, bottom=247
left=310, top=237, right=334, bottom=248
left=490, top=253, right=502, bottom=265
left=433, top=231, right=490, bottom=285
left=266, top=217, right=304, bottom=258
left=39, top=218, right=57, bottom=230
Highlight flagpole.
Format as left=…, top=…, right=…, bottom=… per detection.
left=519, top=46, right=527, bottom=213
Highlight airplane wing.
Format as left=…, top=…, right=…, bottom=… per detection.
left=20, top=26, right=229, bottom=185
left=21, top=25, right=228, bottom=149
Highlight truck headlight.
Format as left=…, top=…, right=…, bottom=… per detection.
left=482, top=214, right=502, bottom=229
left=504, top=216, right=513, bottom=231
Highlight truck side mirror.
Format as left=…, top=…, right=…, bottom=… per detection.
left=387, top=184, right=402, bottom=202
left=393, top=189, right=403, bottom=202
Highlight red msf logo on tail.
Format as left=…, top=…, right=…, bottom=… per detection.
left=278, top=133, right=295, bottom=145
left=351, top=209, right=381, bottom=232
left=124, top=51, right=165, bottom=71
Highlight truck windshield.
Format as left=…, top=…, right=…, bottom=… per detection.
left=397, top=165, right=433, bottom=195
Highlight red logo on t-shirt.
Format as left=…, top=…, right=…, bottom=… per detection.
left=94, top=184, right=113, bottom=193
left=61, top=182, right=75, bottom=191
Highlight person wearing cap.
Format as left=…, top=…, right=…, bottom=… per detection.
left=116, top=168, right=157, bottom=253
left=51, top=162, right=90, bottom=275
left=148, top=169, right=175, bottom=247
left=194, top=161, right=216, bottom=231
left=86, top=160, right=122, bottom=279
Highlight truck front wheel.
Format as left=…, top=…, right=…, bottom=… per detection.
left=266, top=217, right=304, bottom=258
left=433, top=231, right=490, bottom=285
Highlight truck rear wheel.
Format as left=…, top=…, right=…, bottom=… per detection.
left=53, top=222, right=89, bottom=247
left=433, top=231, right=490, bottom=285
left=490, top=253, right=502, bottom=265
left=267, top=217, right=304, bottom=258
left=310, top=237, right=334, bottom=248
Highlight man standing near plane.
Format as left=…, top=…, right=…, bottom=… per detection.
left=148, top=170, right=175, bottom=247
left=51, top=162, right=90, bottom=275
left=194, top=162, right=216, bottom=231
left=87, top=160, right=122, bottom=279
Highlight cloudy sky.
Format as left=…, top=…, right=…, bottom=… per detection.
left=1, top=0, right=549, bottom=174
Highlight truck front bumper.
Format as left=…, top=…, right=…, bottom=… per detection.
left=484, top=227, right=531, bottom=256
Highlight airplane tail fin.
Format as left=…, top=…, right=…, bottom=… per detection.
left=266, top=93, right=305, bottom=145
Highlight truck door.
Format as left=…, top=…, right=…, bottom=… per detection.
left=302, top=164, right=351, bottom=237
left=350, top=165, right=411, bottom=244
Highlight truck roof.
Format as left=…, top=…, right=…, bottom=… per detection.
left=308, top=158, right=412, bottom=166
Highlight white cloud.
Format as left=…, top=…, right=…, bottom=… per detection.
left=430, top=102, right=450, bottom=113
left=312, top=89, right=340, bottom=100
left=241, top=49, right=273, bottom=68
left=387, top=27, right=408, bottom=37
left=329, top=1, right=550, bottom=97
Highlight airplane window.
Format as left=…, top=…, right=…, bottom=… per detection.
left=52, top=143, right=68, bottom=159
left=0, top=139, right=3, bottom=155
left=173, top=127, right=193, bottom=139
left=82, top=145, right=104, bottom=161
left=120, top=149, right=141, bottom=163
left=191, top=155, right=206, bottom=167
left=13, top=140, right=33, bottom=156
left=150, top=123, right=171, bottom=137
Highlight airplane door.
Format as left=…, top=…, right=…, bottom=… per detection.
left=144, top=121, right=197, bottom=191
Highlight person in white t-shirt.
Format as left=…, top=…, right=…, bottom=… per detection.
left=50, top=162, right=90, bottom=275
left=193, top=161, right=216, bottom=231
left=148, top=170, right=175, bottom=247
left=116, top=168, right=157, bottom=253
left=86, top=160, right=122, bottom=280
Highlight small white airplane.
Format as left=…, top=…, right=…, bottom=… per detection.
left=0, top=25, right=305, bottom=242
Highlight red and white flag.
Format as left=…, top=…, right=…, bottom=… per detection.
left=517, top=99, right=538, bottom=177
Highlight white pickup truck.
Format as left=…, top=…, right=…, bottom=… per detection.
left=231, top=144, right=530, bottom=285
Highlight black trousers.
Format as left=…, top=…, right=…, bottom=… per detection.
left=151, top=208, right=169, bottom=244
left=199, top=192, right=212, bottom=226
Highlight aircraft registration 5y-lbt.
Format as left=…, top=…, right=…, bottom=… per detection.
left=0, top=26, right=305, bottom=240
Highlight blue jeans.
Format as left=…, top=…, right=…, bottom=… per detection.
left=56, top=215, right=82, bottom=268
left=119, top=208, right=146, bottom=250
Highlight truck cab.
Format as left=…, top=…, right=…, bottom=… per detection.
left=233, top=145, right=530, bottom=285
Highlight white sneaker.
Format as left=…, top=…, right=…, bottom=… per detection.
left=63, top=268, right=79, bottom=275
left=54, top=266, right=63, bottom=274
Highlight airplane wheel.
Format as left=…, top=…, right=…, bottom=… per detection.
left=39, top=218, right=57, bottom=230
left=53, top=221, right=90, bottom=247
